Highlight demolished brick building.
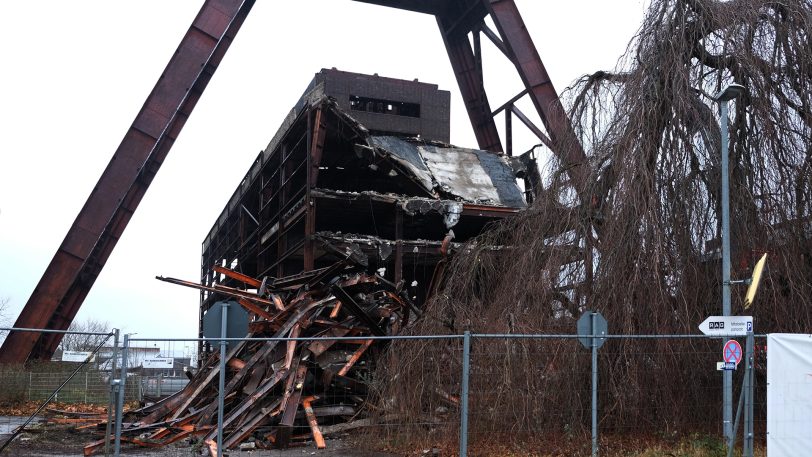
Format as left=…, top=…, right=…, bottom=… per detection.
left=199, top=68, right=531, bottom=332
left=93, top=71, right=545, bottom=452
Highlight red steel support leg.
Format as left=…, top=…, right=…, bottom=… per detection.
left=355, top=0, right=588, bottom=194
left=0, top=0, right=257, bottom=363
left=485, top=0, right=591, bottom=197
left=437, top=16, right=503, bottom=153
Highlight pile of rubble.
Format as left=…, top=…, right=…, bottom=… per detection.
left=84, top=260, right=418, bottom=455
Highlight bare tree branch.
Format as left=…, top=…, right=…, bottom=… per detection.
left=59, top=317, right=111, bottom=352
left=381, top=0, right=812, bottom=437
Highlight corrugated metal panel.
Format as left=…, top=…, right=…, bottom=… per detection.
left=370, top=135, right=526, bottom=208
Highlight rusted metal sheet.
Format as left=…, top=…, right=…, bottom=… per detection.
left=367, top=135, right=525, bottom=207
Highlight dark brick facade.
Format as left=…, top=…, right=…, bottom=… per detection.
left=302, top=68, right=451, bottom=143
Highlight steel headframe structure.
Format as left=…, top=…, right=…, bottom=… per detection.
left=0, top=0, right=590, bottom=363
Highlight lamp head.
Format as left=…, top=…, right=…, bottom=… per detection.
left=713, top=83, right=746, bottom=102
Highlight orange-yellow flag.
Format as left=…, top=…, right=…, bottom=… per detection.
left=744, top=253, right=767, bottom=310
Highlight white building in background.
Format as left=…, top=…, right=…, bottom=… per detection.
left=96, top=345, right=161, bottom=371
left=95, top=345, right=195, bottom=377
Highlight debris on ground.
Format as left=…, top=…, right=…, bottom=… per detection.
left=83, top=262, right=417, bottom=455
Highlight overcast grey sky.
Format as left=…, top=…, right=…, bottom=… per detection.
left=0, top=1, right=647, bottom=339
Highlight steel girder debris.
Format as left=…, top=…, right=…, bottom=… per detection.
left=83, top=259, right=419, bottom=454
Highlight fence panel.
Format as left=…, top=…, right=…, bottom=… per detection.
left=462, top=335, right=768, bottom=456
left=0, top=333, right=778, bottom=456
left=599, top=337, right=724, bottom=452
left=0, top=366, right=141, bottom=405
left=0, top=365, right=140, bottom=456
left=467, top=337, right=593, bottom=455
left=363, top=337, right=464, bottom=454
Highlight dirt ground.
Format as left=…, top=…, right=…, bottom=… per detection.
left=7, top=435, right=399, bottom=457
left=0, top=417, right=766, bottom=457
left=0, top=419, right=402, bottom=457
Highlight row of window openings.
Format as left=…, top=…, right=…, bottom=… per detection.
left=349, top=95, right=420, bottom=118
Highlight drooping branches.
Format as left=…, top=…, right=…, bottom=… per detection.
left=380, top=0, right=812, bottom=441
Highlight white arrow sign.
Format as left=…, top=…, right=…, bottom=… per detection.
left=698, top=315, right=753, bottom=336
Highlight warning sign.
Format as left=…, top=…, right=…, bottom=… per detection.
left=723, top=340, right=743, bottom=366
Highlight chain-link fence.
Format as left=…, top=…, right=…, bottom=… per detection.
left=0, top=329, right=784, bottom=457
left=465, top=334, right=767, bottom=456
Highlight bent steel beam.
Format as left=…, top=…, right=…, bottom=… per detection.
left=0, top=0, right=257, bottom=363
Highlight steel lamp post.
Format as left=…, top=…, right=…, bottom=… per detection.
left=712, top=82, right=746, bottom=442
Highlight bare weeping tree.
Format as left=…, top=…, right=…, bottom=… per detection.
left=378, top=0, right=812, bottom=445
left=0, top=296, right=10, bottom=341
left=59, top=317, right=111, bottom=352
left=0, top=296, right=9, bottom=324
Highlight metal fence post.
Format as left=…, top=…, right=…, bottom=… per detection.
left=726, top=362, right=747, bottom=457
left=114, top=333, right=130, bottom=457
left=217, top=303, right=229, bottom=457
left=743, top=332, right=755, bottom=457
left=459, top=331, right=471, bottom=457
left=591, top=313, right=599, bottom=457
left=105, top=328, right=119, bottom=457
left=27, top=372, right=32, bottom=401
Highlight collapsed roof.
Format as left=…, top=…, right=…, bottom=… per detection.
left=362, top=135, right=526, bottom=208
left=200, top=69, right=529, bottom=318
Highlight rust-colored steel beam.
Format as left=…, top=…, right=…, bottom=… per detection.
left=305, top=107, right=326, bottom=271
left=213, top=265, right=261, bottom=288
left=302, top=396, right=327, bottom=449
left=352, top=0, right=449, bottom=15
left=337, top=339, right=373, bottom=376
left=437, top=12, right=503, bottom=153
left=359, top=0, right=590, bottom=197
left=0, top=0, right=257, bottom=364
left=485, top=0, right=590, bottom=197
